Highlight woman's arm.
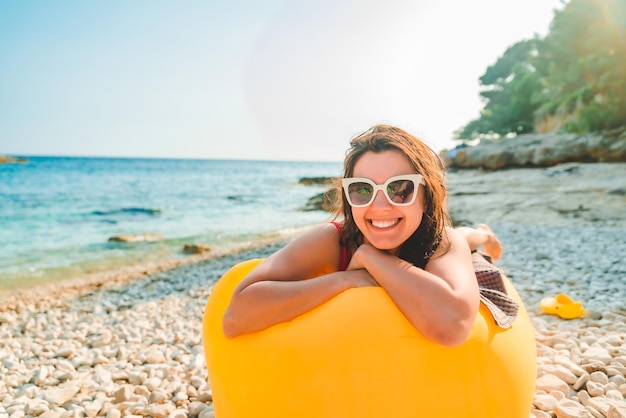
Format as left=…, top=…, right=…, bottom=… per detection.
left=347, top=227, right=479, bottom=347
left=222, top=224, right=377, bottom=338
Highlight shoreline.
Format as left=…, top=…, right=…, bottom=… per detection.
left=0, top=229, right=307, bottom=312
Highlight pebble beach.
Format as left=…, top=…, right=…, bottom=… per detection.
left=1, top=162, right=625, bottom=418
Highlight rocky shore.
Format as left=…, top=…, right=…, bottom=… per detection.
left=443, top=129, right=626, bottom=170
left=1, top=161, right=625, bottom=417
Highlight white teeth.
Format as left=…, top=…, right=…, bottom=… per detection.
left=371, top=219, right=398, bottom=228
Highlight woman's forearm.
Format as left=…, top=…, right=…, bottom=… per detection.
left=222, top=272, right=353, bottom=338
left=354, top=245, right=479, bottom=346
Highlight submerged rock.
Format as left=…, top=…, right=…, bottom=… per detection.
left=0, top=155, right=28, bottom=164
left=302, top=188, right=338, bottom=212
left=298, top=176, right=336, bottom=186
left=183, top=244, right=212, bottom=254
left=108, top=234, right=164, bottom=243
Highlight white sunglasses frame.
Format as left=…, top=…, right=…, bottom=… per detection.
left=341, top=174, right=425, bottom=207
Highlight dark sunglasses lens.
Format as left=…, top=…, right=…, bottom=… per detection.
left=348, top=182, right=374, bottom=205
left=387, top=179, right=415, bottom=204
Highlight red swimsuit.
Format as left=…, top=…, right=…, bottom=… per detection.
left=330, top=222, right=351, bottom=271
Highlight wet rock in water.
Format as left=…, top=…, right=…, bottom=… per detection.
left=298, top=176, right=336, bottom=186
left=302, top=188, right=338, bottom=212
left=0, top=155, right=28, bottom=164
left=183, top=244, right=212, bottom=254
left=108, top=233, right=164, bottom=243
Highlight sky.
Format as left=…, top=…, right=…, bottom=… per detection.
left=0, top=0, right=565, bottom=162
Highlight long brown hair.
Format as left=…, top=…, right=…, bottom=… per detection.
left=334, top=125, right=450, bottom=268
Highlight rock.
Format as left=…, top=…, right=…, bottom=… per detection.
left=172, top=391, right=188, bottom=403
left=554, top=365, right=578, bottom=384
left=25, top=400, right=49, bottom=415
left=84, top=400, right=103, bottom=417
left=54, top=346, right=75, bottom=358
left=30, top=365, right=49, bottom=385
left=574, top=373, right=591, bottom=391
left=188, top=402, right=209, bottom=416
left=0, top=155, right=28, bottom=164
left=590, top=371, right=610, bottom=385
left=41, top=386, right=80, bottom=406
left=183, top=244, right=212, bottom=255
left=536, top=374, right=570, bottom=397
left=149, top=390, right=168, bottom=404
left=534, top=393, right=559, bottom=411
left=143, top=377, right=162, bottom=391
left=531, top=409, right=552, bottom=418
left=145, top=403, right=176, bottom=418
left=583, top=347, right=612, bottom=365
left=113, top=385, right=134, bottom=403
left=445, top=162, right=626, bottom=226
left=89, top=329, right=113, bottom=348
left=197, top=390, right=213, bottom=403
left=198, top=408, right=215, bottom=418
left=299, top=176, right=336, bottom=186
left=108, top=234, right=164, bottom=243
left=302, top=188, right=338, bottom=212
left=106, top=409, right=122, bottom=418
left=586, top=381, right=605, bottom=397
left=145, top=350, right=166, bottom=364
left=39, top=411, right=63, bottom=418
left=444, top=130, right=626, bottom=169
left=555, top=399, right=594, bottom=417
left=587, top=397, right=626, bottom=417
left=608, top=403, right=626, bottom=418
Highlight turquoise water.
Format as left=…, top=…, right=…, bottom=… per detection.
left=0, top=157, right=341, bottom=289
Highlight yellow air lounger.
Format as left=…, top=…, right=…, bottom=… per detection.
left=203, top=259, right=537, bottom=418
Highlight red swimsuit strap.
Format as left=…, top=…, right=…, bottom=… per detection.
left=330, top=222, right=351, bottom=271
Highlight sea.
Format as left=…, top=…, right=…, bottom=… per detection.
left=0, top=156, right=342, bottom=290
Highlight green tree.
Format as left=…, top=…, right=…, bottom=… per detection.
left=457, top=39, right=543, bottom=140
left=538, top=0, right=626, bottom=132
left=457, top=0, right=626, bottom=141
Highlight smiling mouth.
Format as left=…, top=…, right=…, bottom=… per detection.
left=370, top=219, right=400, bottom=229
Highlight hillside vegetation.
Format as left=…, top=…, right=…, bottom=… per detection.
left=457, top=0, right=626, bottom=142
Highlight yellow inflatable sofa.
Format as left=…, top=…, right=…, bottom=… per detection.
left=203, top=259, right=537, bottom=418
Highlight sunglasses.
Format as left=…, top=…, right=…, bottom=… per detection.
left=341, top=174, right=425, bottom=207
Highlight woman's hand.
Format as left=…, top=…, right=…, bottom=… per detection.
left=346, top=243, right=385, bottom=271
left=344, top=231, right=479, bottom=347
left=345, top=266, right=379, bottom=287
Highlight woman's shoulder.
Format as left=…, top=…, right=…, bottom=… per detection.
left=272, top=222, right=342, bottom=275
left=284, top=222, right=342, bottom=253
left=429, top=226, right=466, bottom=260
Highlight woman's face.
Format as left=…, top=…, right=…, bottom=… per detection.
left=350, top=150, right=424, bottom=254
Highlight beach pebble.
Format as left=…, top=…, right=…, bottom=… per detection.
left=554, top=365, right=578, bottom=384
left=534, top=393, right=558, bottom=411
left=106, top=409, right=122, bottom=418
left=555, top=399, right=594, bottom=417
left=188, top=401, right=210, bottom=416
left=583, top=347, right=613, bottom=365
left=574, top=373, right=590, bottom=391
left=587, top=381, right=605, bottom=397
left=537, top=374, right=570, bottom=397
left=113, top=385, right=134, bottom=403
left=41, top=386, right=80, bottom=406
left=145, top=403, right=176, bottom=418
left=145, top=350, right=166, bottom=364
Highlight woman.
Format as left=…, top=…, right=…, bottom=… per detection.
left=223, top=125, right=502, bottom=346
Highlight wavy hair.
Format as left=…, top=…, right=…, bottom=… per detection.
left=334, top=125, right=450, bottom=268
